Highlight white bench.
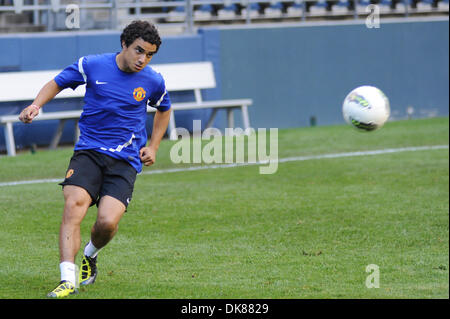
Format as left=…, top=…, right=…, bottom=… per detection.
left=0, top=61, right=252, bottom=156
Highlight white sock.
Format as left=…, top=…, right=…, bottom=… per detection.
left=60, top=261, right=76, bottom=285
left=84, top=240, right=101, bottom=258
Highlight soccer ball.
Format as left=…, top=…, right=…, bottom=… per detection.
left=342, top=86, right=390, bottom=131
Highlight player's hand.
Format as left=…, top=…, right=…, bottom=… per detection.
left=19, top=104, right=40, bottom=123
left=139, top=146, right=156, bottom=166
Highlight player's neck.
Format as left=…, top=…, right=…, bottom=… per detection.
left=116, top=52, right=131, bottom=73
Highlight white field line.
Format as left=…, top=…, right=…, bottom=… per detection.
left=0, top=145, right=448, bottom=187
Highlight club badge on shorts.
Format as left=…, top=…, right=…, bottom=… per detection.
left=133, top=87, right=146, bottom=102
left=65, top=169, right=74, bottom=179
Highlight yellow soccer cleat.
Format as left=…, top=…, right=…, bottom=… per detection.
left=47, top=280, right=78, bottom=298
left=79, top=255, right=97, bottom=286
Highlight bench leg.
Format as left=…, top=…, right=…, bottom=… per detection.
left=226, top=108, right=234, bottom=131
left=49, top=119, right=67, bottom=149
left=241, top=105, right=251, bottom=131
left=168, top=111, right=177, bottom=140
left=206, top=109, right=219, bottom=129
left=74, top=120, right=80, bottom=144
left=4, top=122, right=16, bottom=156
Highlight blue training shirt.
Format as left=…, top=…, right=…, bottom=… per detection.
left=54, top=53, right=171, bottom=173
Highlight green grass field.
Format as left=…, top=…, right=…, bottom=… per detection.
left=0, top=117, right=448, bottom=299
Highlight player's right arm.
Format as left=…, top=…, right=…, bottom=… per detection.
left=20, top=56, right=88, bottom=124
left=19, top=79, right=63, bottom=124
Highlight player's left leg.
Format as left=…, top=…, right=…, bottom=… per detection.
left=79, top=153, right=137, bottom=287
left=92, top=195, right=126, bottom=249
left=79, top=196, right=126, bottom=286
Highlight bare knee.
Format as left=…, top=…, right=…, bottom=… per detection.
left=93, top=195, right=125, bottom=235
left=94, top=217, right=119, bottom=235
left=65, top=196, right=88, bottom=210
left=62, top=186, right=91, bottom=224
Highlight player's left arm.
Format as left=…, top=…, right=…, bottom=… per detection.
left=139, top=108, right=172, bottom=166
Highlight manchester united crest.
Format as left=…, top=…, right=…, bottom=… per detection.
left=133, top=87, right=146, bottom=102
left=65, top=169, right=74, bottom=179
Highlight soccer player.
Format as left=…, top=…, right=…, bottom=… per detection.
left=18, top=20, right=172, bottom=298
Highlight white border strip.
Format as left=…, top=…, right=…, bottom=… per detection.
left=278, top=145, right=449, bottom=163
left=0, top=145, right=447, bottom=187
left=0, top=178, right=62, bottom=187
left=78, top=56, right=87, bottom=82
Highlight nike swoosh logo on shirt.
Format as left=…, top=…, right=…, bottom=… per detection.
left=96, top=80, right=108, bottom=84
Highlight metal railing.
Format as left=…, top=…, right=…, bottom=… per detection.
left=0, top=0, right=448, bottom=33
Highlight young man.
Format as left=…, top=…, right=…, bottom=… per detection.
left=18, top=20, right=172, bottom=298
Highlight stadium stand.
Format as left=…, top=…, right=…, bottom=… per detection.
left=194, top=3, right=213, bottom=20
left=241, top=2, right=262, bottom=19
left=288, top=1, right=303, bottom=16
left=379, top=0, right=393, bottom=13
left=438, top=0, right=449, bottom=10
left=0, top=0, right=448, bottom=34
left=416, top=0, right=434, bottom=11
left=356, top=0, right=371, bottom=14
left=395, top=0, right=413, bottom=12
left=286, top=0, right=305, bottom=17
left=309, top=0, right=328, bottom=15
left=0, top=62, right=253, bottom=156
left=331, top=0, right=351, bottom=14
left=167, top=0, right=186, bottom=22
left=217, top=2, right=238, bottom=19
left=264, top=1, right=284, bottom=18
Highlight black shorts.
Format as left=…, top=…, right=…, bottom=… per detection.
left=59, top=150, right=137, bottom=208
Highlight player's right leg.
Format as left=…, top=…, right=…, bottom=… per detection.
left=47, top=185, right=91, bottom=298
left=48, top=150, right=103, bottom=298
left=59, top=185, right=92, bottom=262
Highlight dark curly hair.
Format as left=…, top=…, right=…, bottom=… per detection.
left=120, top=20, right=162, bottom=53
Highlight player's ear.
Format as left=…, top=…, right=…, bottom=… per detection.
left=121, top=41, right=127, bottom=49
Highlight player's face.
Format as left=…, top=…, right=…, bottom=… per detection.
left=121, top=38, right=158, bottom=72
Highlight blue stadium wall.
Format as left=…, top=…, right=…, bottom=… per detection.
left=0, top=18, right=448, bottom=152
left=210, top=18, right=449, bottom=128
